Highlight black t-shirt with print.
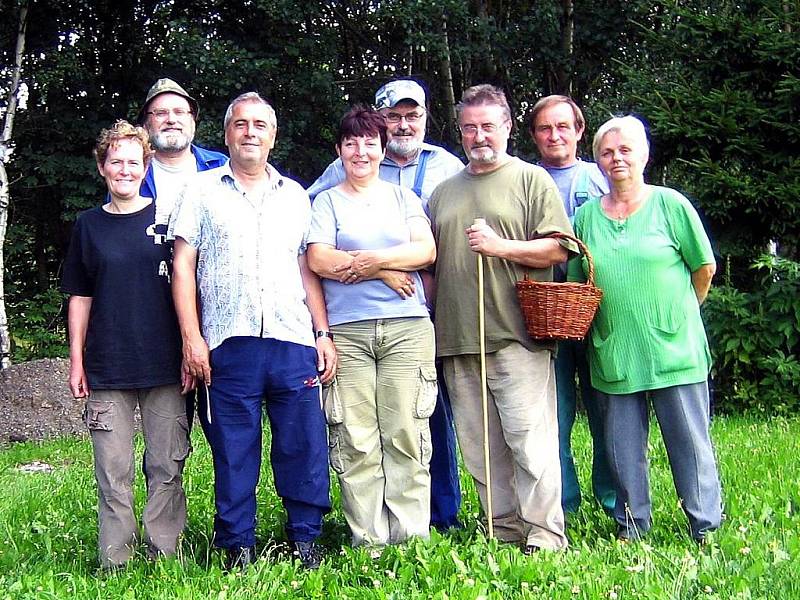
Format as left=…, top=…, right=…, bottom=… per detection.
left=61, top=203, right=182, bottom=389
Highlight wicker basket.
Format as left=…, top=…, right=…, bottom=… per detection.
left=515, top=232, right=603, bottom=341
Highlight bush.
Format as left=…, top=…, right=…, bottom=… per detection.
left=8, top=287, right=68, bottom=363
left=703, top=254, right=800, bottom=414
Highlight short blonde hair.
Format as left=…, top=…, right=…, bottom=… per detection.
left=94, top=120, right=152, bottom=166
left=592, top=115, right=649, bottom=163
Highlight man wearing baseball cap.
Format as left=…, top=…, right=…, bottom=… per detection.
left=136, top=78, right=227, bottom=244
left=307, top=79, right=465, bottom=532
left=308, top=79, right=462, bottom=206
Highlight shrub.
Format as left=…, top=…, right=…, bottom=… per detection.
left=703, top=254, right=800, bottom=414
left=8, top=287, right=68, bottom=363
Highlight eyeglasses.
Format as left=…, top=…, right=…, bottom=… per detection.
left=146, top=108, right=193, bottom=119
left=384, top=111, right=425, bottom=124
left=459, top=121, right=508, bottom=135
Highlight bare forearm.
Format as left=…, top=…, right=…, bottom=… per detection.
left=172, top=268, right=201, bottom=338
left=692, top=263, right=716, bottom=304
left=300, top=255, right=330, bottom=331
left=367, top=241, right=436, bottom=271
left=67, top=296, right=92, bottom=364
left=492, top=238, right=568, bottom=269
left=307, top=245, right=356, bottom=280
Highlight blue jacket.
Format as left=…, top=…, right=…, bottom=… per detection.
left=140, top=144, right=228, bottom=200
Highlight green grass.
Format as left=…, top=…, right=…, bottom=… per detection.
left=1, top=415, right=799, bottom=599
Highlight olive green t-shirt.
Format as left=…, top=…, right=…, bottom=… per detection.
left=429, top=157, right=576, bottom=357
left=568, top=186, right=714, bottom=394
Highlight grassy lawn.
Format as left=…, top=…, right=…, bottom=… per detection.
left=1, top=414, right=798, bottom=599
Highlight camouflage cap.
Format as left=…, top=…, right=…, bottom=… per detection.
left=374, top=79, right=426, bottom=110
left=136, top=78, right=199, bottom=124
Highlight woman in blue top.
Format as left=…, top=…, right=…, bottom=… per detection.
left=307, top=106, right=436, bottom=548
left=569, top=115, right=722, bottom=543
left=62, top=121, right=192, bottom=569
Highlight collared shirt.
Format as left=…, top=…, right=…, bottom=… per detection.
left=168, top=163, right=315, bottom=352
left=306, top=142, right=464, bottom=206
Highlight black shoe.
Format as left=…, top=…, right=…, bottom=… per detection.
left=292, top=541, right=324, bottom=570
left=224, top=546, right=256, bottom=570
left=523, top=544, right=540, bottom=555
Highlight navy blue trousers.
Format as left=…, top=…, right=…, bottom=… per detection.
left=429, top=363, right=462, bottom=530
left=199, top=337, right=331, bottom=549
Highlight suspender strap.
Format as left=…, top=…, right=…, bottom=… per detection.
left=412, top=150, right=432, bottom=198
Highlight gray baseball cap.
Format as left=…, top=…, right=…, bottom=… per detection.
left=374, top=80, right=426, bottom=110
left=136, top=78, right=199, bottom=124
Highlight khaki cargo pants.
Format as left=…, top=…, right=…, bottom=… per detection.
left=84, top=384, right=190, bottom=568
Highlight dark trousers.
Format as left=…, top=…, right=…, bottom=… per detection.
left=554, top=339, right=616, bottom=513
left=429, top=363, right=462, bottom=530
left=199, top=336, right=331, bottom=549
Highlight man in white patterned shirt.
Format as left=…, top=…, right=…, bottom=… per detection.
left=169, top=92, right=335, bottom=570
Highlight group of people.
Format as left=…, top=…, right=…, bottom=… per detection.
left=62, top=75, right=723, bottom=572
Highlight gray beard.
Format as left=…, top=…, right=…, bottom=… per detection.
left=151, top=131, right=192, bottom=153
left=469, top=147, right=498, bottom=164
left=387, top=137, right=421, bottom=159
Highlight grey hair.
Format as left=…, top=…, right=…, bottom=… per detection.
left=456, top=84, right=512, bottom=122
left=592, top=115, right=649, bottom=162
left=223, top=92, right=277, bottom=130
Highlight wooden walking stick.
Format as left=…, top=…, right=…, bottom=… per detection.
left=474, top=218, right=494, bottom=540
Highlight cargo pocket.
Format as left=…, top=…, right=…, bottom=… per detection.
left=414, top=365, right=438, bottom=419
left=323, top=380, right=344, bottom=425
left=328, top=425, right=346, bottom=474
left=83, top=400, right=114, bottom=431
left=415, top=420, right=433, bottom=466
left=171, top=415, right=191, bottom=461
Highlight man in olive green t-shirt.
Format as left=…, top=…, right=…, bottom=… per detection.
left=428, top=85, right=576, bottom=552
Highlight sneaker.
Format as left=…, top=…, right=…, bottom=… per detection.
left=523, top=544, right=540, bottom=555
left=292, top=541, right=324, bottom=570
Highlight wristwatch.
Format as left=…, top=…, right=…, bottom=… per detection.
left=315, top=330, right=334, bottom=341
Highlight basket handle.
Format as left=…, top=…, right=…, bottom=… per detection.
left=536, top=231, right=597, bottom=287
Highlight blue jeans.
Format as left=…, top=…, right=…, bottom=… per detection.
left=199, top=336, right=331, bottom=549
left=429, top=363, right=462, bottom=530
left=554, top=339, right=615, bottom=513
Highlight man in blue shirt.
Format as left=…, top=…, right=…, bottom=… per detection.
left=529, top=94, right=615, bottom=515
left=308, top=79, right=464, bottom=531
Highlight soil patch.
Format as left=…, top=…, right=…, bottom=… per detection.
left=0, top=358, right=87, bottom=446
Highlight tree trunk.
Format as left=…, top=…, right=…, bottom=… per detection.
left=559, top=0, right=574, bottom=95
left=439, top=15, right=458, bottom=146
left=0, top=1, right=29, bottom=368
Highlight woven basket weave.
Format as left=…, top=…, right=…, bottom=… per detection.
left=515, top=232, right=603, bottom=341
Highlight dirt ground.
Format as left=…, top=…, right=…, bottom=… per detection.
left=0, top=358, right=87, bottom=446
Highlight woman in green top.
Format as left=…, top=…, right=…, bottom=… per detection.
left=569, top=115, right=722, bottom=543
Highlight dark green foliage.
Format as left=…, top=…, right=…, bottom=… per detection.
left=7, top=287, right=67, bottom=362
left=597, top=0, right=800, bottom=264
left=703, top=255, right=800, bottom=414
left=2, top=0, right=799, bottom=413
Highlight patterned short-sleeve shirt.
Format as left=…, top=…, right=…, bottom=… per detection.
left=168, top=163, right=315, bottom=351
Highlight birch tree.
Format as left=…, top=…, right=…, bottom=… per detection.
left=0, top=0, right=28, bottom=368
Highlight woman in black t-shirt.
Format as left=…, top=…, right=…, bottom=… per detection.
left=61, top=120, right=191, bottom=570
